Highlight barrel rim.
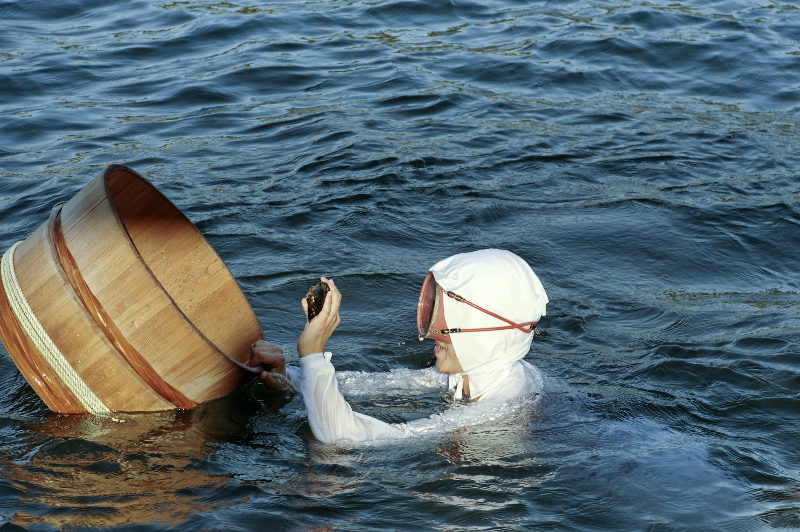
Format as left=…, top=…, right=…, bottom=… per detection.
left=99, top=164, right=263, bottom=372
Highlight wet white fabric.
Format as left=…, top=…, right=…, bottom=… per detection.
left=290, top=249, right=548, bottom=445
left=430, top=249, right=548, bottom=400
left=290, top=351, right=543, bottom=444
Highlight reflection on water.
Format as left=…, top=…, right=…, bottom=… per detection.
left=3, top=399, right=255, bottom=528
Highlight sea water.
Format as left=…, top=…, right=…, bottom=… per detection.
left=1, top=0, right=799, bottom=529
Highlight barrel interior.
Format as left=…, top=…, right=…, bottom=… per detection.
left=105, top=168, right=248, bottom=356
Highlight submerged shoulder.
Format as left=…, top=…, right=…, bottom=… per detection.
left=482, top=361, right=543, bottom=403
left=520, top=360, right=544, bottom=393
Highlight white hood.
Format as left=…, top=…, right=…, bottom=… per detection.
left=429, top=249, right=548, bottom=400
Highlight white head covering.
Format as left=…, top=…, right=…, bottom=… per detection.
left=429, top=249, right=548, bottom=400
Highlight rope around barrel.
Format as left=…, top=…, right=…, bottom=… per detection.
left=207, top=338, right=300, bottom=395
left=268, top=370, right=300, bottom=394
left=0, top=242, right=110, bottom=414
left=1, top=239, right=298, bottom=407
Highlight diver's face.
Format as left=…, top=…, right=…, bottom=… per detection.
left=434, top=340, right=464, bottom=374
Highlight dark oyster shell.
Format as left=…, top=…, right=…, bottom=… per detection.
left=305, top=281, right=330, bottom=320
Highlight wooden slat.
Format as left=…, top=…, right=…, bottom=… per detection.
left=15, top=223, right=173, bottom=413
left=50, top=204, right=197, bottom=409
left=0, top=256, right=85, bottom=413
left=0, top=165, right=263, bottom=413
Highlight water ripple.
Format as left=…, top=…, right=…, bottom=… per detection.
left=1, top=0, right=799, bottom=529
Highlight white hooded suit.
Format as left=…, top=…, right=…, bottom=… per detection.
left=288, top=249, right=549, bottom=444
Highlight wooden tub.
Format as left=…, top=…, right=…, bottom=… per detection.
left=0, top=165, right=262, bottom=413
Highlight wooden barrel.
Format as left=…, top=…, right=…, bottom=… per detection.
left=0, top=165, right=263, bottom=414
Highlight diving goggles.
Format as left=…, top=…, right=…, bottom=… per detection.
left=416, top=271, right=539, bottom=343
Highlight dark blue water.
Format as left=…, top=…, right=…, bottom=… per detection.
left=1, top=0, right=799, bottom=529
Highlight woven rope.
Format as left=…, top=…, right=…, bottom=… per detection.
left=1, top=241, right=110, bottom=414
left=269, top=370, right=300, bottom=395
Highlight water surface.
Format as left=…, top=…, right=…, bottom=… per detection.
left=1, top=0, right=799, bottom=529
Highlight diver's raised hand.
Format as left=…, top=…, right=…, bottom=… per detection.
left=297, top=277, right=341, bottom=357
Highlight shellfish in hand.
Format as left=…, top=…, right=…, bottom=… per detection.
left=305, top=281, right=330, bottom=321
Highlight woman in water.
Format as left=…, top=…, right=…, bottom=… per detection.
left=250, top=249, right=548, bottom=444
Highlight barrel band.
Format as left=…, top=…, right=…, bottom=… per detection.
left=0, top=241, right=110, bottom=414
left=49, top=206, right=197, bottom=410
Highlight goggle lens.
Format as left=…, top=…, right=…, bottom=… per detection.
left=416, top=271, right=437, bottom=338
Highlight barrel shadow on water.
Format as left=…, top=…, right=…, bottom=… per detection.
left=0, top=401, right=256, bottom=528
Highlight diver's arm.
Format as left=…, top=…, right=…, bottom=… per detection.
left=299, top=351, right=404, bottom=443
left=294, top=279, right=402, bottom=442
left=334, top=366, right=447, bottom=396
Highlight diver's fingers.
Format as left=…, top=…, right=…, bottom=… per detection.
left=249, top=341, right=286, bottom=372
left=320, top=277, right=341, bottom=316
left=259, top=370, right=287, bottom=391
left=300, top=296, right=309, bottom=319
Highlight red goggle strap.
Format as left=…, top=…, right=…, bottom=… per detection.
left=440, top=291, right=539, bottom=335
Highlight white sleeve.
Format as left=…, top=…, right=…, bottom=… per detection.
left=292, top=354, right=539, bottom=445
left=286, top=365, right=302, bottom=383
left=334, top=366, right=448, bottom=396
left=298, top=352, right=406, bottom=444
